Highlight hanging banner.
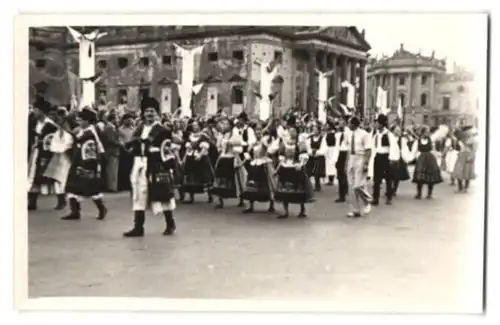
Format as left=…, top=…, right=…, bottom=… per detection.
left=316, top=69, right=335, bottom=124
left=67, top=27, right=107, bottom=109
left=174, top=43, right=205, bottom=118
left=257, top=60, right=279, bottom=121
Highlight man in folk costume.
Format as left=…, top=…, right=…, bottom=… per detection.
left=344, top=116, right=372, bottom=217
left=28, top=97, right=59, bottom=210
left=274, top=117, right=314, bottom=219
left=240, top=122, right=278, bottom=213
left=123, top=97, right=178, bottom=237
left=370, top=114, right=399, bottom=205
left=324, top=118, right=339, bottom=186
left=62, top=106, right=108, bottom=221
left=334, top=116, right=351, bottom=203
left=388, top=124, right=411, bottom=196
left=43, top=106, right=74, bottom=210
left=306, top=122, right=328, bottom=192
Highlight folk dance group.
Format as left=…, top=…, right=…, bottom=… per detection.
left=28, top=96, right=478, bottom=237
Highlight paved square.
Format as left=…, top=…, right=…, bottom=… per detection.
left=27, top=176, right=483, bottom=312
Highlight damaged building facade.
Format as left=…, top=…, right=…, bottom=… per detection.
left=29, top=26, right=371, bottom=117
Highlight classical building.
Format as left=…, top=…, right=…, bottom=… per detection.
left=434, top=66, right=479, bottom=127
left=29, top=26, right=371, bottom=117
left=366, top=44, right=447, bottom=125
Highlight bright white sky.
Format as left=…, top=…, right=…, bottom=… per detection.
left=344, top=13, right=488, bottom=75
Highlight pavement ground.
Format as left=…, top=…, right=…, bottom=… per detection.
left=27, top=174, right=484, bottom=312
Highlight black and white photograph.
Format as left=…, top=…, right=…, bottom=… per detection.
left=14, top=13, right=488, bottom=313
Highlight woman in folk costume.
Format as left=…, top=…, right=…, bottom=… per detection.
left=180, top=120, right=215, bottom=204
left=62, top=106, right=108, bottom=221
left=27, top=98, right=60, bottom=210
left=441, top=131, right=460, bottom=185
left=452, top=126, right=478, bottom=193
left=388, top=124, right=411, bottom=196
left=274, top=123, right=314, bottom=219
left=305, top=122, right=328, bottom=192
left=123, top=97, right=179, bottom=237
left=410, top=126, right=444, bottom=199
left=211, top=118, right=248, bottom=209
left=324, top=118, right=339, bottom=186
left=240, top=122, right=278, bottom=213
left=43, top=106, right=75, bottom=210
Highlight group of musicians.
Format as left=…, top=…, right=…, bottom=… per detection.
left=28, top=95, right=478, bottom=237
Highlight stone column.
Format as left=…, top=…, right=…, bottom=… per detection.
left=329, top=52, right=337, bottom=99
left=389, top=74, right=395, bottom=109
left=408, top=72, right=412, bottom=108
left=430, top=73, right=435, bottom=110
left=307, top=48, right=318, bottom=113
left=359, top=60, right=366, bottom=117
left=340, top=56, right=348, bottom=105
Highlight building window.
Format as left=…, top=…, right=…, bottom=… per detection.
left=442, top=96, right=450, bottom=111
left=398, top=93, right=405, bottom=106
left=118, top=89, right=128, bottom=104
left=420, top=93, right=428, bottom=106
left=162, top=55, right=172, bottom=65
left=117, top=57, right=128, bottom=69
left=421, top=74, right=428, bottom=85
left=139, top=57, right=149, bottom=67
left=98, top=59, right=107, bottom=69
left=423, top=115, right=429, bottom=124
left=139, top=88, right=149, bottom=101
left=398, top=75, right=405, bottom=86
left=208, top=52, right=218, bottom=62
left=232, top=50, right=244, bottom=61
left=35, top=59, right=46, bottom=69
left=274, top=50, right=283, bottom=61
left=232, top=86, right=243, bottom=104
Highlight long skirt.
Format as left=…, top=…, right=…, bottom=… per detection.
left=325, top=146, right=339, bottom=177
left=412, top=152, right=443, bottom=185
left=210, top=156, right=247, bottom=198
left=274, top=166, right=314, bottom=204
left=390, top=158, right=410, bottom=181
left=444, top=149, right=459, bottom=174
left=452, top=151, right=476, bottom=181
left=240, top=162, right=276, bottom=202
left=306, top=155, right=326, bottom=178
left=182, top=155, right=215, bottom=194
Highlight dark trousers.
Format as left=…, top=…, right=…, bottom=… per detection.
left=336, top=151, right=348, bottom=199
left=372, top=153, right=393, bottom=202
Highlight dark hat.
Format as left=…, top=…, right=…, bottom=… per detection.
left=140, top=97, right=160, bottom=115
left=461, top=125, right=473, bottom=132
left=287, top=115, right=297, bottom=127
left=33, top=96, right=54, bottom=114
left=33, top=81, right=49, bottom=95
left=376, top=114, right=388, bottom=127
left=349, top=116, right=361, bottom=127
left=79, top=106, right=98, bottom=123
left=238, top=112, right=249, bottom=123
left=122, top=112, right=135, bottom=120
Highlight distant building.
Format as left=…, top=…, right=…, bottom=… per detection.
left=366, top=43, right=447, bottom=125
left=434, top=65, right=478, bottom=127
left=29, top=26, right=371, bottom=117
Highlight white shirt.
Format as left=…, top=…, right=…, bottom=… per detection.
left=241, top=125, right=257, bottom=147
left=344, top=128, right=371, bottom=156
left=372, top=128, right=400, bottom=161
left=307, top=135, right=328, bottom=157
left=335, top=126, right=351, bottom=152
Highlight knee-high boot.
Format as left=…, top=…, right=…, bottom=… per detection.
left=163, top=210, right=176, bottom=236
left=61, top=198, right=81, bottom=220
left=123, top=210, right=145, bottom=237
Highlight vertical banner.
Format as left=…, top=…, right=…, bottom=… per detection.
left=258, top=60, right=279, bottom=121
left=316, top=69, right=334, bottom=124
left=174, top=43, right=205, bottom=118
left=67, top=27, right=107, bottom=109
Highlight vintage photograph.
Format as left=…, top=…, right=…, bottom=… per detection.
left=20, top=13, right=487, bottom=312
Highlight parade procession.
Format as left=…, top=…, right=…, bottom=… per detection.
left=28, top=26, right=480, bottom=240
